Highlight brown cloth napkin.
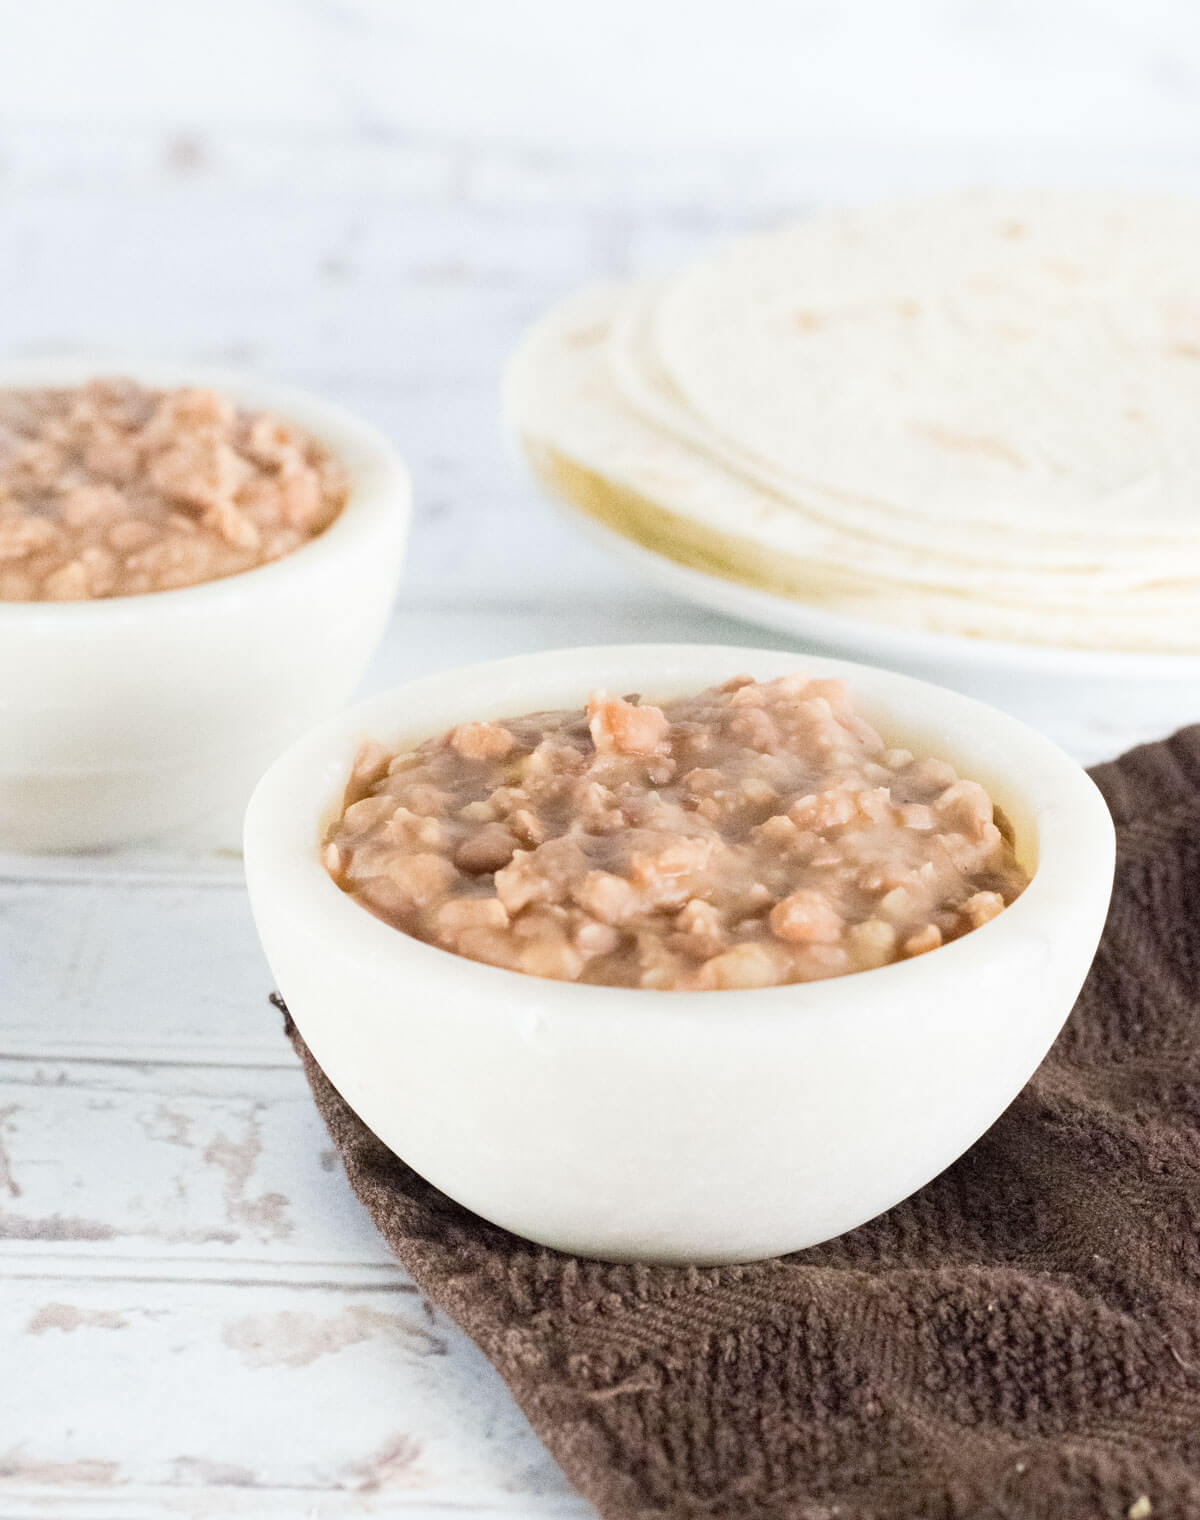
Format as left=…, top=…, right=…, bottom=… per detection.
left=284, top=727, right=1200, bottom=1520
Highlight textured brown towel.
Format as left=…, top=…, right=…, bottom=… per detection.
left=284, top=727, right=1200, bottom=1520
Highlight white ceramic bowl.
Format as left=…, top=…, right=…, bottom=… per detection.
left=244, top=644, right=1115, bottom=1265
left=0, top=360, right=410, bottom=851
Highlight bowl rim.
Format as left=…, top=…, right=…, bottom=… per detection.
left=0, top=357, right=411, bottom=626
left=244, top=642, right=1117, bottom=1021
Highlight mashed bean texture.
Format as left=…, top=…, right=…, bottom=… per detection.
left=0, top=380, right=348, bottom=600
left=325, top=675, right=1029, bottom=990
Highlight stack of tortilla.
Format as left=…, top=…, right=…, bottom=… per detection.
left=503, top=191, right=1200, bottom=651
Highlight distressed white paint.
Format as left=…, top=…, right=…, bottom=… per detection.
left=2, top=1276, right=589, bottom=1516
left=3, top=1, right=1198, bottom=1513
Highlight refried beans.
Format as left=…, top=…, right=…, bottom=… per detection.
left=323, top=675, right=1029, bottom=990
left=0, top=380, right=348, bottom=600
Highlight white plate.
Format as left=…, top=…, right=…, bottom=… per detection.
left=547, top=497, right=1200, bottom=765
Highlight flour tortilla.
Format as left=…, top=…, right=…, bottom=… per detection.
left=607, top=277, right=1200, bottom=587
left=503, top=282, right=1200, bottom=651
left=647, top=191, right=1200, bottom=566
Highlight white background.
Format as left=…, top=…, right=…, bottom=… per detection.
left=3, top=4, right=1199, bottom=1516
left=6, top=0, right=1200, bottom=613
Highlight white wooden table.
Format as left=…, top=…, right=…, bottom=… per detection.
left=0, top=597, right=808, bottom=1520
left=0, top=593, right=1151, bottom=1520
left=7, top=3, right=1200, bottom=1504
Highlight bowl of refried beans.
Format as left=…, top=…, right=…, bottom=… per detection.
left=244, top=644, right=1114, bottom=1263
left=0, top=361, right=410, bottom=851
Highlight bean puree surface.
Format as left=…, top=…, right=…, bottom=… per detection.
left=324, top=675, right=1029, bottom=990
left=0, top=380, right=348, bottom=600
